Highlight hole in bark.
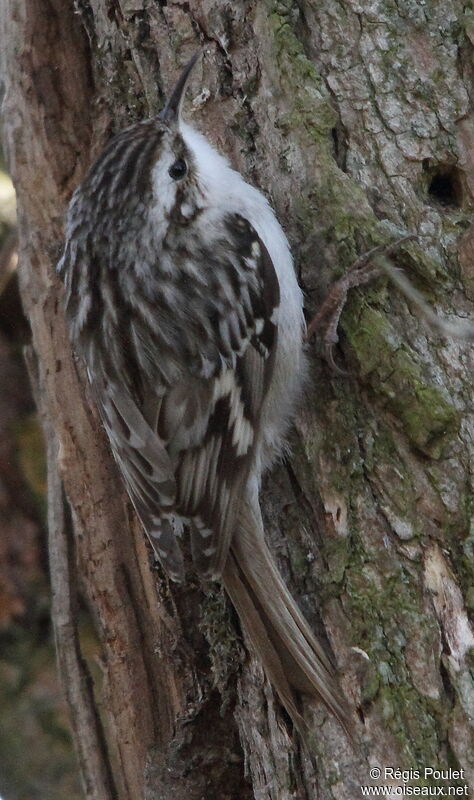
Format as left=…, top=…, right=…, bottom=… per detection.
left=106, top=0, right=123, bottom=22
left=424, top=161, right=463, bottom=208
left=331, top=123, right=348, bottom=171
left=439, top=658, right=455, bottom=704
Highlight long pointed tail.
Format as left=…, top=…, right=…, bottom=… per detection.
left=222, top=499, right=351, bottom=740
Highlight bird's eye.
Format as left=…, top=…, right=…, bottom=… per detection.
left=168, top=158, right=188, bottom=180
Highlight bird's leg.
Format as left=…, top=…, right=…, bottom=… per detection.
left=306, top=235, right=416, bottom=370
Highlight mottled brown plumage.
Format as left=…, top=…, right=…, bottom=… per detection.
left=58, top=55, right=351, bottom=741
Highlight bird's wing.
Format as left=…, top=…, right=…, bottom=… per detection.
left=93, top=372, right=186, bottom=580
left=94, top=213, right=280, bottom=581
left=164, top=214, right=280, bottom=579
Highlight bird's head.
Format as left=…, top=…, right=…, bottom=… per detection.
left=149, top=52, right=203, bottom=225
left=67, top=53, right=231, bottom=245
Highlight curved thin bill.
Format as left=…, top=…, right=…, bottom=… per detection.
left=159, top=52, right=200, bottom=125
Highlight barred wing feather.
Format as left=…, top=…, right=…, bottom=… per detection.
left=94, top=214, right=280, bottom=581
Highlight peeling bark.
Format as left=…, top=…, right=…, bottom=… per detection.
left=25, top=346, right=117, bottom=800
left=1, top=0, right=473, bottom=798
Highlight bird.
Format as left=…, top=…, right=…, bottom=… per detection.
left=57, top=53, right=350, bottom=741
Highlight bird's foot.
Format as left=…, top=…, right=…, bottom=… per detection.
left=306, top=235, right=416, bottom=372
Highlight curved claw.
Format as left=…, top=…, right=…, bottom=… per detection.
left=307, top=232, right=418, bottom=375
left=324, top=343, right=349, bottom=375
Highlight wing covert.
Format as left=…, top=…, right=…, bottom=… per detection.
left=91, top=214, right=280, bottom=581
left=167, top=214, right=281, bottom=578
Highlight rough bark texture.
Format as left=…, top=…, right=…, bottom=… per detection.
left=2, top=1, right=474, bottom=798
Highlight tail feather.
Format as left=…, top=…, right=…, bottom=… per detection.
left=223, top=552, right=306, bottom=736
left=222, top=499, right=351, bottom=740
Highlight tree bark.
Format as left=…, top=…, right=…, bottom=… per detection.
left=2, top=1, right=474, bottom=798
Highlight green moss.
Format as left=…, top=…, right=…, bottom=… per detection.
left=465, top=587, right=474, bottom=613
left=378, top=683, right=439, bottom=760
left=269, top=5, right=338, bottom=143
left=343, top=304, right=459, bottom=457
left=343, top=564, right=443, bottom=760
left=363, top=425, right=423, bottom=538
left=287, top=537, right=313, bottom=578
left=392, top=235, right=453, bottom=290
left=322, top=537, right=352, bottom=587
left=200, top=588, right=243, bottom=709
left=361, top=662, right=380, bottom=704
left=268, top=1, right=389, bottom=278
left=395, top=373, right=458, bottom=455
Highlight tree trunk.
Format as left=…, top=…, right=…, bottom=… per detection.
left=2, top=1, right=474, bottom=798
